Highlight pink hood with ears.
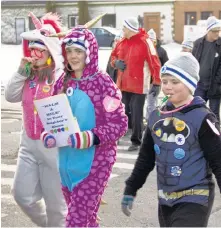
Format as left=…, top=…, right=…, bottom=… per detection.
left=61, top=26, right=99, bottom=78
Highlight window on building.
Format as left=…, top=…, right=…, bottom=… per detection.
left=68, top=15, right=77, bottom=28
left=201, top=11, right=213, bottom=20
left=185, top=12, right=197, bottom=25
left=29, top=16, right=41, bottom=30
left=219, top=11, right=221, bottom=19
left=102, top=14, right=116, bottom=27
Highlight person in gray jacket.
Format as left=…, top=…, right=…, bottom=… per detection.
left=145, top=29, right=169, bottom=123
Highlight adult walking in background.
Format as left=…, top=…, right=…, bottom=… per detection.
left=111, top=17, right=161, bottom=151
left=181, top=39, right=194, bottom=53
left=145, top=29, right=169, bottom=122
left=192, top=16, right=221, bottom=123
left=106, top=32, right=123, bottom=83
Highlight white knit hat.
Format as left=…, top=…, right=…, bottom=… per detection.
left=161, top=52, right=199, bottom=94
left=206, top=16, right=221, bottom=32
left=148, top=29, right=157, bottom=41
left=63, top=37, right=86, bottom=51
left=123, top=17, right=139, bottom=33
left=28, top=40, right=48, bottom=50
left=181, top=39, right=193, bottom=51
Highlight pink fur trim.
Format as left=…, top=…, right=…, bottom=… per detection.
left=41, top=13, right=62, bottom=33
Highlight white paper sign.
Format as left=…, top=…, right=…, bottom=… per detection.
left=34, top=94, right=80, bottom=147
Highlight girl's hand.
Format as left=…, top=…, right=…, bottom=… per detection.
left=20, top=57, right=38, bottom=68
left=41, top=131, right=57, bottom=149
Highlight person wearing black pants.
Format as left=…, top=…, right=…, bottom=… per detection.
left=121, top=53, right=221, bottom=227
left=122, top=92, right=146, bottom=147
left=110, top=17, right=161, bottom=151
left=158, top=193, right=214, bottom=227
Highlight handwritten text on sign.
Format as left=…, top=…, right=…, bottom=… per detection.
left=42, top=102, right=69, bottom=132
left=34, top=94, right=80, bottom=147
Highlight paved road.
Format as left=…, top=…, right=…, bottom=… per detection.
left=1, top=94, right=221, bottom=227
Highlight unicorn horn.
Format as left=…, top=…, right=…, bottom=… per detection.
left=49, top=13, right=106, bottom=37
left=29, top=12, right=42, bottom=30
left=84, top=13, right=106, bottom=29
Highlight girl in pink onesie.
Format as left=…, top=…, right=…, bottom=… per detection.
left=5, top=12, right=66, bottom=227
left=42, top=27, right=128, bottom=227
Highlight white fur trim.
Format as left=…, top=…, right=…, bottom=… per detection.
left=65, top=43, right=86, bottom=51
left=28, top=42, right=48, bottom=50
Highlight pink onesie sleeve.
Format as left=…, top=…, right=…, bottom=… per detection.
left=92, top=74, right=128, bottom=145
left=53, top=73, right=65, bottom=96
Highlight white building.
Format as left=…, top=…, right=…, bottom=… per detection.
left=89, top=0, right=174, bottom=43
left=1, top=0, right=174, bottom=44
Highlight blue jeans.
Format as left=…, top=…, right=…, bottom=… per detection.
left=194, top=86, right=220, bottom=123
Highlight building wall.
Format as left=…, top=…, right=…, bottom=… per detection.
left=174, top=0, right=221, bottom=43
left=1, top=1, right=174, bottom=44
left=55, top=4, right=78, bottom=30
left=1, top=5, right=46, bottom=44
left=89, top=2, right=174, bottom=43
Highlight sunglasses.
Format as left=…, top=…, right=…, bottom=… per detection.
left=30, top=48, right=46, bottom=59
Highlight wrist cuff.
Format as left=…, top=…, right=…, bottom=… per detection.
left=17, top=67, right=30, bottom=78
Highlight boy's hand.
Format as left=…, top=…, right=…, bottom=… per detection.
left=121, top=195, right=135, bottom=216
left=149, top=84, right=160, bottom=97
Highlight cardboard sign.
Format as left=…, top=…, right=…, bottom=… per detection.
left=34, top=94, right=80, bottom=147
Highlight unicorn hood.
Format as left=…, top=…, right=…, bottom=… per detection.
left=21, top=12, right=64, bottom=81
left=62, top=26, right=99, bottom=78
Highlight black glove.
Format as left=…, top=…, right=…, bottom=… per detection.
left=115, top=60, right=126, bottom=72
left=149, top=85, right=160, bottom=97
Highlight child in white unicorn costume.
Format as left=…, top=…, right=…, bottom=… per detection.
left=5, top=12, right=67, bottom=227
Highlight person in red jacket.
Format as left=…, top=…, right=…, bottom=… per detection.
left=111, top=17, right=161, bottom=151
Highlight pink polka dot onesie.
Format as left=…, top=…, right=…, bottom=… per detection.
left=53, top=27, right=128, bottom=227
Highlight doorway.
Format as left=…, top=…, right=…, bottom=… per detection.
left=143, top=12, right=160, bottom=38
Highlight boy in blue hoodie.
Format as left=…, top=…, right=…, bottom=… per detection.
left=121, top=53, right=221, bottom=227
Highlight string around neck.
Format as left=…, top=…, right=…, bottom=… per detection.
left=157, top=95, right=193, bottom=116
